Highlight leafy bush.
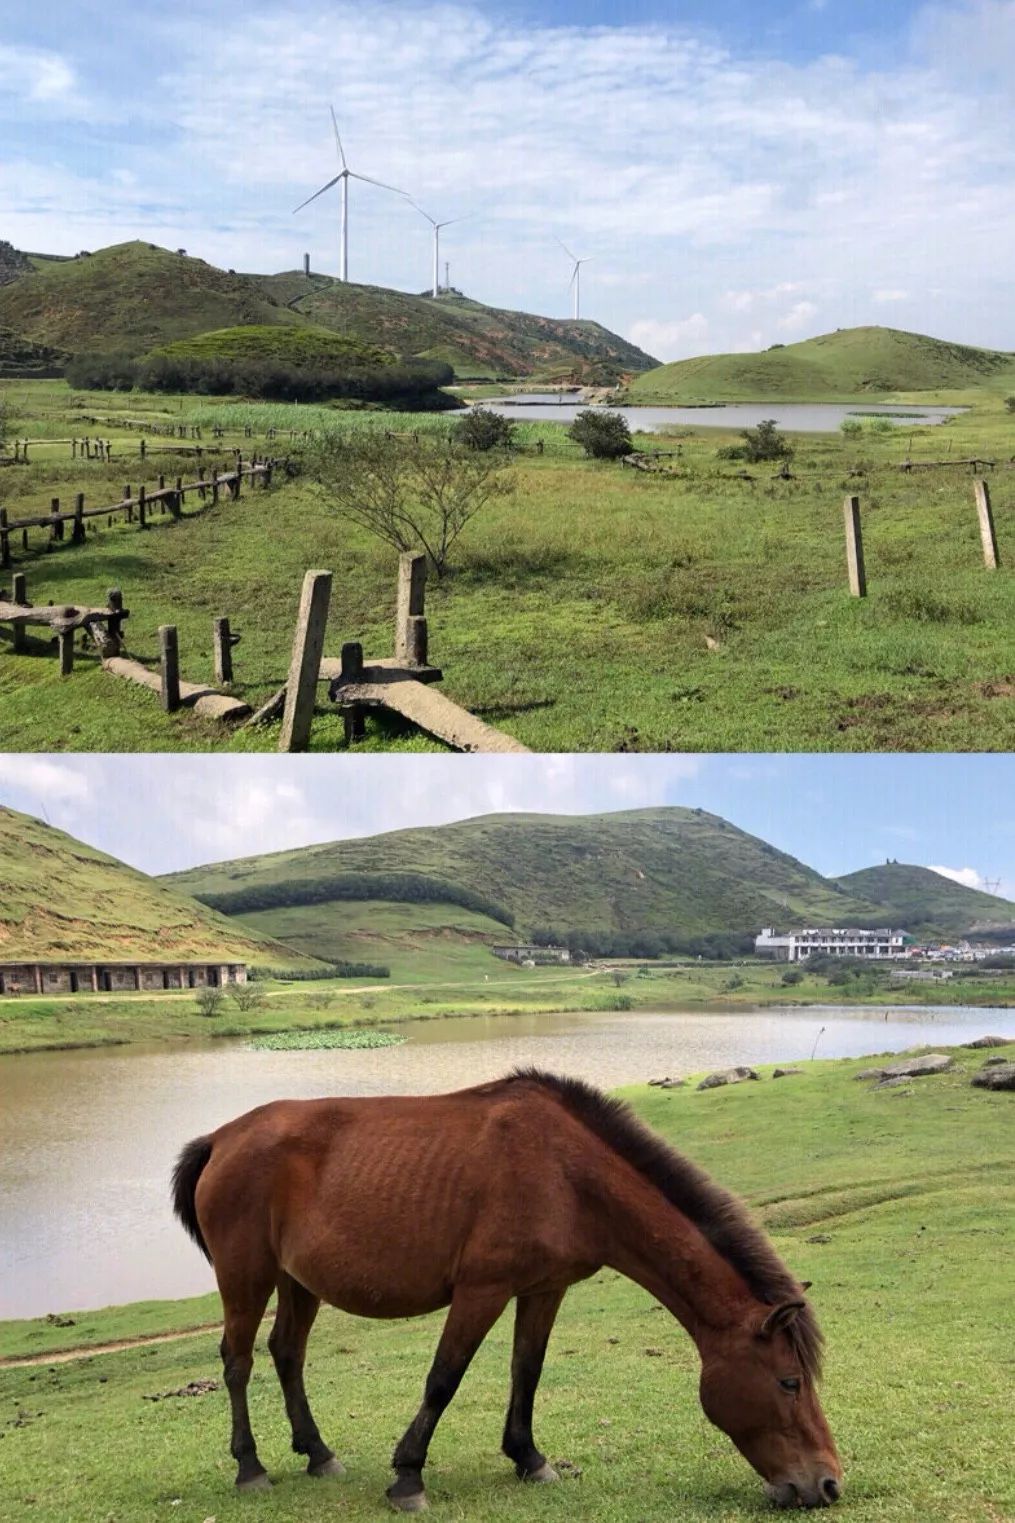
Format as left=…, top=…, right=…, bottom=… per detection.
left=65, top=352, right=139, bottom=390
left=781, top=968, right=804, bottom=985
left=195, top=987, right=225, bottom=1018
left=840, top=417, right=863, bottom=437
left=454, top=407, right=515, bottom=451
left=248, top=960, right=392, bottom=981
left=230, top=984, right=266, bottom=1013
left=1005, top=396, right=1015, bottom=413
left=567, top=408, right=633, bottom=459
left=740, top=419, right=793, bottom=462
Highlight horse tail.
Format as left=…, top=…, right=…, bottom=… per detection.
left=171, top=1136, right=214, bottom=1262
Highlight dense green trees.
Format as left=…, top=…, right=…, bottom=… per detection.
left=197, top=871, right=515, bottom=928
left=567, top=408, right=633, bottom=458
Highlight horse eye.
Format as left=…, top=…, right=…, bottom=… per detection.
left=779, top=1377, right=801, bottom=1393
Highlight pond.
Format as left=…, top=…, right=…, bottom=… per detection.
left=483, top=395, right=967, bottom=433
left=1, top=1002, right=1010, bottom=1319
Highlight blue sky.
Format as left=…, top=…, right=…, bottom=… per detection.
left=1, top=0, right=1012, bottom=358
left=0, top=754, right=1012, bottom=898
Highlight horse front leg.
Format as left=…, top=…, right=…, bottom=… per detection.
left=389, top=1286, right=510, bottom=1512
left=502, top=1287, right=566, bottom=1481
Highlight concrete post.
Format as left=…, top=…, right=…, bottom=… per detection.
left=159, top=625, right=181, bottom=711
left=72, top=492, right=86, bottom=544
left=843, top=495, right=866, bottom=598
left=340, top=641, right=365, bottom=743
left=50, top=497, right=64, bottom=543
left=395, top=552, right=427, bottom=661
left=11, top=571, right=27, bottom=653
left=973, top=478, right=1000, bottom=570
left=213, top=616, right=238, bottom=684
left=279, top=570, right=332, bottom=752
left=57, top=615, right=75, bottom=676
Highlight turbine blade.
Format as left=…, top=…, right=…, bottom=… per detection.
left=349, top=170, right=413, bottom=197
left=407, top=198, right=438, bottom=225
left=329, top=106, right=348, bottom=169
left=293, top=174, right=343, bottom=213
left=554, top=234, right=577, bottom=262
left=438, top=215, right=470, bottom=229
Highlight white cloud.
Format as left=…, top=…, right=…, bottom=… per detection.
left=873, top=288, right=910, bottom=303
left=926, top=864, right=989, bottom=891
left=0, top=43, right=76, bottom=104
left=629, top=313, right=709, bottom=361
left=0, top=757, right=91, bottom=805
left=777, top=299, right=820, bottom=332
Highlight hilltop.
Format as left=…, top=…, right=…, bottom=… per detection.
left=0, top=241, right=656, bottom=379
left=626, top=325, right=1015, bottom=402
left=834, top=863, right=1015, bottom=939
left=0, top=806, right=321, bottom=968
left=162, top=807, right=884, bottom=952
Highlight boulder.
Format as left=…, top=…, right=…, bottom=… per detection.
left=697, top=1066, right=759, bottom=1091
left=854, top=1067, right=886, bottom=1081
left=962, top=1035, right=1014, bottom=1049
left=648, top=1076, right=686, bottom=1088
left=982, top=1056, right=1009, bottom=1067
left=971, top=1063, right=1015, bottom=1091
left=773, top=1067, right=803, bottom=1078
left=878, top=1053, right=954, bottom=1080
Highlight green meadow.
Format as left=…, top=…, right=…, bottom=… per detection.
left=0, top=1045, right=1011, bottom=1523
left=1, top=380, right=1013, bottom=752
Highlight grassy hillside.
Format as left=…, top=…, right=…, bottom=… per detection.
left=0, top=806, right=320, bottom=968
left=0, top=242, right=655, bottom=378
left=0, top=243, right=303, bottom=356
left=627, top=326, right=1015, bottom=402
left=151, top=323, right=391, bottom=367
left=247, top=272, right=658, bottom=379
left=1, top=1044, right=1012, bottom=1523
left=834, top=863, right=1015, bottom=938
left=163, top=808, right=885, bottom=942
left=0, top=325, right=68, bottom=379
left=0, top=240, right=34, bottom=287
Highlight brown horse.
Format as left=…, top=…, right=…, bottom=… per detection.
left=172, top=1069, right=842, bottom=1511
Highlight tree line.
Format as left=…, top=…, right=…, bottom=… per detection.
left=527, top=926, right=757, bottom=960
left=196, top=871, right=515, bottom=928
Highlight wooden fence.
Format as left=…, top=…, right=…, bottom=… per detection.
left=0, top=457, right=283, bottom=569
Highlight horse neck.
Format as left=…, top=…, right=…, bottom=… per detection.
left=592, top=1164, right=755, bottom=1349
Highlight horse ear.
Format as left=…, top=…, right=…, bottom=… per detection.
left=799, top=1280, right=812, bottom=1292
left=759, top=1301, right=806, bottom=1339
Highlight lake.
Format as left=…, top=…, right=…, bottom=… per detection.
left=1, top=1003, right=1010, bottom=1319
left=483, top=395, right=967, bottom=433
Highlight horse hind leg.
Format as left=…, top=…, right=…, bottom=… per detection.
left=502, top=1288, right=567, bottom=1482
left=389, top=1285, right=510, bottom=1512
left=269, top=1271, right=342, bottom=1478
left=219, top=1283, right=274, bottom=1491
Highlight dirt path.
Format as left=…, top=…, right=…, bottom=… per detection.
left=0, top=1322, right=225, bottom=1369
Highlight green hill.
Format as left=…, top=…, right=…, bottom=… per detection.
left=0, top=241, right=656, bottom=379
left=0, top=325, right=68, bottom=379
left=161, top=807, right=884, bottom=954
left=0, top=806, right=322, bottom=968
left=151, top=323, right=391, bottom=367
left=626, top=325, right=1015, bottom=402
left=257, top=271, right=658, bottom=380
left=833, top=863, right=1015, bottom=939
left=0, top=242, right=303, bottom=357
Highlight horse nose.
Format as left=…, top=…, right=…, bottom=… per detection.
left=821, top=1476, right=841, bottom=1505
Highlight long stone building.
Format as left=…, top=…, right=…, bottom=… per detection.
left=754, top=927, right=906, bottom=961
left=0, top=960, right=248, bottom=995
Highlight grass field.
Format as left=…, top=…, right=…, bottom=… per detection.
left=1, top=380, right=1013, bottom=752
left=2, top=952, right=1012, bottom=1056
left=0, top=1044, right=1011, bottom=1523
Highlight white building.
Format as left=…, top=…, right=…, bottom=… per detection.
left=754, top=927, right=906, bottom=962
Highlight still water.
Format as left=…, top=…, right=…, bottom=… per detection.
left=1, top=1003, right=1010, bottom=1319
left=484, top=395, right=966, bottom=432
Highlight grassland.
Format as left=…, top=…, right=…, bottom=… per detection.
left=626, top=326, right=1015, bottom=403
left=152, top=324, right=391, bottom=366
left=0, top=1043, right=1011, bottom=1523
left=0, top=806, right=320, bottom=969
left=1, top=379, right=1013, bottom=752
left=2, top=951, right=1012, bottom=1056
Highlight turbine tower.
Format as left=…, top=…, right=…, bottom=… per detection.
left=411, top=203, right=468, bottom=296
left=556, top=237, right=592, bottom=320
left=293, top=108, right=409, bottom=282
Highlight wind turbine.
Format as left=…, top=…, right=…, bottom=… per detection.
left=556, top=237, right=592, bottom=320
left=293, top=108, right=409, bottom=283
left=410, top=202, right=469, bottom=296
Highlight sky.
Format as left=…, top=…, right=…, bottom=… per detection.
left=1, top=753, right=1013, bottom=898
left=1, top=0, right=1012, bottom=359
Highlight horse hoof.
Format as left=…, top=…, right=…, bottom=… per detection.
left=387, top=1489, right=428, bottom=1512
left=237, top=1472, right=272, bottom=1493
left=309, top=1456, right=344, bottom=1479
left=526, top=1463, right=559, bottom=1484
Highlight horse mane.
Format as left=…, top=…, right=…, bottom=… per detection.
left=510, top=1067, right=822, bottom=1379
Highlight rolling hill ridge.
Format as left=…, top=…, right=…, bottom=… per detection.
left=0, top=241, right=656, bottom=379
left=626, top=325, right=1015, bottom=402
left=834, top=863, right=1015, bottom=937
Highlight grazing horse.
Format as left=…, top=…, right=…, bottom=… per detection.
left=172, top=1069, right=842, bottom=1511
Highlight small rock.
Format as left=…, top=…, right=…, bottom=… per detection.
left=773, top=1067, right=803, bottom=1078
left=697, top=1066, right=759, bottom=1091
left=854, top=1067, right=885, bottom=1081
left=971, top=1063, right=1015, bottom=1091
left=806, top=1234, right=832, bottom=1244
left=644, top=1348, right=664, bottom=1357
left=963, top=1035, right=1014, bottom=1049
left=982, top=1056, right=1009, bottom=1067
